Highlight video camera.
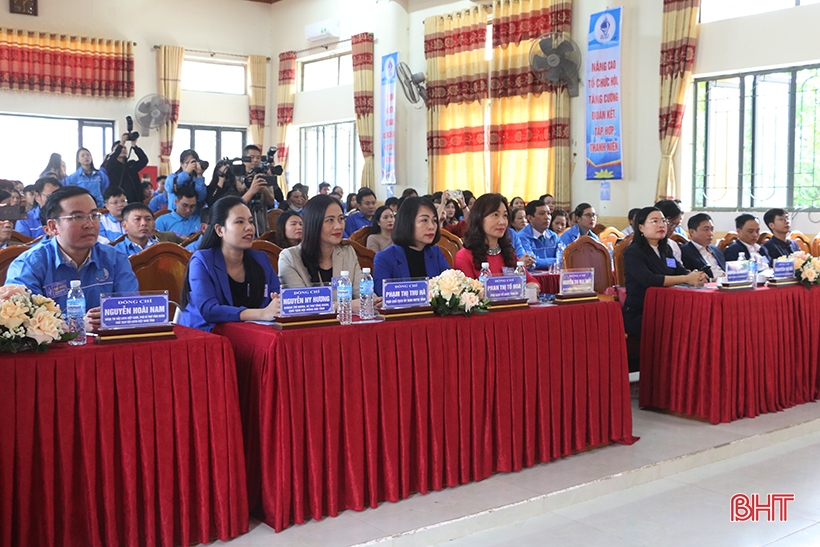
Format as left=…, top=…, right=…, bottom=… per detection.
left=227, top=146, right=283, bottom=186
left=124, top=116, right=140, bottom=141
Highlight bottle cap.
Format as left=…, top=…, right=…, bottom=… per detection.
left=516, top=261, right=524, bottom=266
left=362, top=268, right=371, bottom=274
left=70, top=280, right=81, bottom=288
left=341, top=270, right=349, bottom=277
left=481, top=262, right=490, bottom=269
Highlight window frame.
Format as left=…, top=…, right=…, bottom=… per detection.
left=180, top=57, right=247, bottom=96
left=298, top=120, right=360, bottom=195
left=300, top=52, right=353, bottom=92
left=690, top=63, right=820, bottom=212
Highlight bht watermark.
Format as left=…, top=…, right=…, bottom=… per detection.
left=731, top=494, right=795, bottom=522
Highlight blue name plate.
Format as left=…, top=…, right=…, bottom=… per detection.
left=383, top=280, right=429, bottom=309
left=485, top=275, right=524, bottom=301
left=280, top=287, right=334, bottom=316
left=560, top=270, right=594, bottom=295
left=773, top=259, right=795, bottom=280
left=726, top=261, right=750, bottom=283
left=100, top=294, right=169, bottom=328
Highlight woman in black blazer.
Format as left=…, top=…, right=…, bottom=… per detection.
left=623, top=207, right=708, bottom=369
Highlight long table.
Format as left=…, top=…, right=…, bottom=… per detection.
left=215, top=301, right=636, bottom=532
left=639, top=285, right=820, bottom=424
left=0, top=327, right=249, bottom=547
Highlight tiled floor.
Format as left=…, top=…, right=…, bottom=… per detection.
left=215, top=397, right=820, bottom=547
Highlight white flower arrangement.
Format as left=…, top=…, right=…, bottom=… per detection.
left=428, top=269, right=488, bottom=316
left=0, top=284, right=75, bottom=353
left=791, top=251, right=820, bottom=289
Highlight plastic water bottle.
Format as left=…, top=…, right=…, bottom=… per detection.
left=359, top=267, right=375, bottom=320
left=479, top=262, right=492, bottom=288
left=337, top=270, right=353, bottom=325
left=514, top=260, right=527, bottom=298
left=556, top=243, right=565, bottom=273
left=66, top=280, right=86, bottom=346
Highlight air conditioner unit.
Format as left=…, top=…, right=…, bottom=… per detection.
left=305, top=19, right=341, bottom=43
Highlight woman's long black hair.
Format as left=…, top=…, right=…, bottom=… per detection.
left=300, top=194, right=343, bottom=281
left=463, top=193, right=516, bottom=270
left=75, top=148, right=96, bottom=172
left=629, top=206, right=670, bottom=254
left=180, top=195, right=265, bottom=310
left=370, top=205, right=391, bottom=235
left=391, top=197, right=440, bottom=248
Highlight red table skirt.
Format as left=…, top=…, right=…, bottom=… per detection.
left=640, top=285, right=820, bottom=424
left=0, top=327, right=249, bottom=547
left=216, top=302, right=636, bottom=532
left=531, top=272, right=560, bottom=294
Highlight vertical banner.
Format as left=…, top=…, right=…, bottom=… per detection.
left=585, top=7, right=623, bottom=180
left=380, top=52, right=398, bottom=191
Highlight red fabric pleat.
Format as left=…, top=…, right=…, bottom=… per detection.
left=0, top=327, right=248, bottom=547
left=217, top=301, right=636, bottom=533
left=641, top=286, right=820, bottom=424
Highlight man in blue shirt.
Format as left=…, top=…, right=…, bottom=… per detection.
left=343, top=188, right=377, bottom=237
left=166, top=149, right=207, bottom=212
left=6, top=186, right=139, bottom=333
left=115, top=203, right=161, bottom=257
left=515, top=199, right=560, bottom=270
left=15, top=177, right=62, bottom=238
left=148, top=175, right=168, bottom=212
left=560, top=202, right=600, bottom=246
left=99, top=186, right=128, bottom=243
left=155, top=186, right=201, bottom=237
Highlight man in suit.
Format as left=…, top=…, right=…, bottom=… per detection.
left=762, top=208, right=799, bottom=261
left=680, top=213, right=726, bottom=279
left=724, top=213, right=771, bottom=266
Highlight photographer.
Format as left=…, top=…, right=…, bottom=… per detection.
left=242, top=145, right=279, bottom=207
left=103, top=132, right=148, bottom=206
left=166, top=149, right=207, bottom=212
left=207, top=159, right=269, bottom=207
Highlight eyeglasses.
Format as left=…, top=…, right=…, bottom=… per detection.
left=582, top=212, right=598, bottom=219
left=107, top=200, right=128, bottom=207
left=57, top=213, right=102, bottom=223
left=645, top=218, right=670, bottom=227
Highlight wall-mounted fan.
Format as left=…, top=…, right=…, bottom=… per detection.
left=134, top=94, right=173, bottom=136
left=397, top=61, right=428, bottom=106
left=529, top=33, right=582, bottom=98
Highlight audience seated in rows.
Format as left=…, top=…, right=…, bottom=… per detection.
left=366, top=205, right=394, bottom=253
left=99, top=186, right=128, bottom=242
left=560, top=203, right=599, bottom=245
left=15, top=176, right=61, bottom=239
left=549, top=209, right=568, bottom=234
left=344, top=188, right=378, bottom=237
left=622, top=208, right=639, bottom=236
left=274, top=210, right=303, bottom=249
left=515, top=199, right=560, bottom=271
left=6, top=186, right=139, bottom=332
left=114, top=203, right=183, bottom=257
left=155, top=185, right=202, bottom=237
left=148, top=175, right=168, bottom=212
left=510, top=207, right=527, bottom=231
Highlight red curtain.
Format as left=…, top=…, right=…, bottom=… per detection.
left=0, top=28, right=134, bottom=98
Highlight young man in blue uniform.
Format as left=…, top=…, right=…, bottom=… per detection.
left=155, top=186, right=202, bottom=237
left=14, top=177, right=62, bottom=238
left=6, top=186, right=139, bottom=333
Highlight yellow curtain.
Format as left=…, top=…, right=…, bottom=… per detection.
left=424, top=7, right=489, bottom=196
left=247, top=54, right=268, bottom=149
left=490, top=0, right=572, bottom=206
left=275, top=51, right=297, bottom=192
left=352, top=33, right=375, bottom=189
left=657, top=0, right=700, bottom=201
left=156, top=45, right=184, bottom=177
left=0, top=28, right=134, bottom=98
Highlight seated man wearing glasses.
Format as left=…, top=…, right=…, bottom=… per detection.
left=559, top=203, right=600, bottom=246
left=6, top=186, right=139, bottom=332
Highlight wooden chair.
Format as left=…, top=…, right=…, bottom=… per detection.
left=108, top=233, right=127, bottom=246
left=154, top=209, right=172, bottom=219
left=128, top=243, right=192, bottom=313
left=9, top=230, right=33, bottom=244
left=348, top=226, right=371, bottom=247
left=669, top=233, right=689, bottom=245
left=562, top=235, right=613, bottom=294
left=598, top=226, right=625, bottom=249
left=0, top=244, right=30, bottom=284
left=613, top=233, right=633, bottom=287
left=591, top=223, right=607, bottom=236
left=437, top=228, right=463, bottom=250
left=437, top=245, right=455, bottom=269
left=717, top=231, right=738, bottom=252
left=812, top=233, right=820, bottom=257
left=436, top=229, right=462, bottom=267
left=266, top=209, right=283, bottom=233
left=789, top=231, right=812, bottom=253
left=98, top=207, right=109, bottom=215
left=257, top=230, right=277, bottom=244
left=345, top=239, right=375, bottom=271
left=250, top=239, right=283, bottom=274
left=757, top=233, right=772, bottom=246
left=180, top=229, right=204, bottom=248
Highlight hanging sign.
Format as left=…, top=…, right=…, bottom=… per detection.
left=585, top=7, right=624, bottom=180
left=380, top=52, right=398, bottom=189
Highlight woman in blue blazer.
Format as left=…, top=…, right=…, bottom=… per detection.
left=373, top=197, right=450, bottom=296
left=180, top=195, right=280, bottom=331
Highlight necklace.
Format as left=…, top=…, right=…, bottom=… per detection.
left=487, top=245, right=502, bottom=256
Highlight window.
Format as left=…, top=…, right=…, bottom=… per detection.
left=301, top=53, right=353, bottom=92
left=0, top=113, right=114, bottom=184
left=700, top=0, right=817, bottom=23
left=181, top=59, right=246, bottom=95
left=692, top=65, right=820, bottom=210
left=299, top=121, right=362, bottom=195
left=170, top=125, right=247, bottom=179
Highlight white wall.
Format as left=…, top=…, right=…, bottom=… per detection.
left=0, top=0, right=271, bottom=175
